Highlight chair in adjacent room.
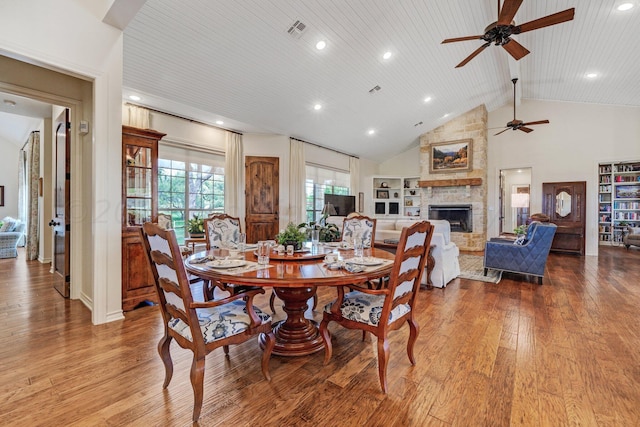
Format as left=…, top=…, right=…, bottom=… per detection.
left=624, top=225, right=640, bottom=249
left=140, top=222, right=275, bottom=423
left=0, top=218, right=26, bottom=259
left=319, top=220, right=434, bottom=393
left=483, top=221, right=557, bottom=285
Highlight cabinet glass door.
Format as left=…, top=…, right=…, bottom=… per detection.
left=125, top=145, right=153, bottom=226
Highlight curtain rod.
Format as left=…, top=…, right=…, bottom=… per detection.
left=21, top=131, right=40, bottom=151
left=290, top=137, right=359, bottom=159
left=125, top=103, right=243, bottom=136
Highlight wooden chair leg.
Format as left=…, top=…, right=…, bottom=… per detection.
left=312, top=294, right=318, bottom=311
left=319, top=319, right=333, bottom=364
left=190, top=355, right=206, bottom=422
left=407, top=318, right=419, bottom=365
left=261, top=331, right=275, bottom=381
left=377, top=336, right=390, bottom=394
left=223, top=345, right=230, bottom=355
left=157, top=334, right=174, bottom=388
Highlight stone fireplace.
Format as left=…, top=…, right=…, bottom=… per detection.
left=419, top=105, right=488, bottom=251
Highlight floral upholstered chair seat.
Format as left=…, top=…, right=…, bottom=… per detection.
left=169, top=299, right=271, bottom=344
left=324, top=292, right=411, bottom=327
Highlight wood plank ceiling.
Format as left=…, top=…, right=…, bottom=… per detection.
left=122, top=0, right=640, bottom=161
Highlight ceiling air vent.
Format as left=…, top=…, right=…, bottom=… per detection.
left=287, top=20, right=307, bottom=38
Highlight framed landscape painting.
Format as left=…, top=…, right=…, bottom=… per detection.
left=429, top=139, right=472, bottom=173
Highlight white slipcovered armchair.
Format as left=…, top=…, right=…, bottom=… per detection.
left=425, top=219, right=460, bottom=288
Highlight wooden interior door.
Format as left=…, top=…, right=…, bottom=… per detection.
left=245, top=156, right=279, bottom=243
left=542, top=181, right=586, bottom=255
left=51, top=109, right=71, bottom=297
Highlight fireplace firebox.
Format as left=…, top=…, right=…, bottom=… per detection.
left=428, top=205, right=473, bottom=233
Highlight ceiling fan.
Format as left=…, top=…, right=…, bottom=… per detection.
left=493, top=78, right=549, bottom=136
left=442, top=0, right=575, bottom=68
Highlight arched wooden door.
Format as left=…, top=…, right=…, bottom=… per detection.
left=245, top=156, right=279, bottom=243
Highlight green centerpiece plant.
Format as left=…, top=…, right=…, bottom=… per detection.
left=187, top=214, right=205, bottom=237
left=307, top=221, right=341, bottom=242
left=275, top=223, right=307, bottom=250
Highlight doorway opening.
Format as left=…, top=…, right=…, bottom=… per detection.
left=499, top=168, right=532, bottom=235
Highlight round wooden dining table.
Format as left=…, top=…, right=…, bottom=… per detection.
left=185, top=244, right=395, bottom=357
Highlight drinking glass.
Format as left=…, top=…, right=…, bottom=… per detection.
left=353, top=235, right=364, bottom=259
left=238, top=233, right=246, bottom=259
left=257, top=241, right=270, bottom=265
left=311, top=229, right=320, bottom=247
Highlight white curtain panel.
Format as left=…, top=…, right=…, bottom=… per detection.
left=224, top=132, right=244, bottom=218
left=123, top=104, right=150, bottom=129
left=349, top=156, right=360, bottom=196
left=289, top=139, right=306, bottom=224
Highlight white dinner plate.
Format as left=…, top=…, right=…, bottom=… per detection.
left=323, top=242, right=341, bottom=248
left=206, top=259, right=247, bottom=269
left=346, top=257, right=384, bottom=266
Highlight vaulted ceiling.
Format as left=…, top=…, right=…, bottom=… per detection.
left=3, top=1, right=640, bottom=161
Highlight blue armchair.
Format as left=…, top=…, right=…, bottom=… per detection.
left=483, top=222, right=557, bottom=284
left=0, top=219, right=26, bottom=258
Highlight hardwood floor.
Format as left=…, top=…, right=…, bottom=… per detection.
left=1, top=246, right=640, bottom=426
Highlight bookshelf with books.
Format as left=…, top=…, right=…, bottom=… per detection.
left=598, top=161, right=640, bottom=245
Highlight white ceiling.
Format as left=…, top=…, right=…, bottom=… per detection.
left=0, top=93, right=51, bottom=147
left=121, top=0, right=640, bottom=161
left=5, top=1, right=640, bottom=160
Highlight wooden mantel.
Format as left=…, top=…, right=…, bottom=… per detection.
left=418, top=178, right=483, bottom=187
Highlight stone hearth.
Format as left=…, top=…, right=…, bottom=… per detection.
left=419, top=105, right=488, bottom=251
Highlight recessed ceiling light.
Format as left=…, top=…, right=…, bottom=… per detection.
left=315, top=40, right=326, bottom=50
left=215, top=120, right=224, bottom=125
left=382, top=51, right=392, bottom=60
left=424, top=96, right=432, bottom=103
left=368, top=129, right=376, bottom=135
left=617, top=3, right=634, bottom=11
left=442, top=113, right=450, bottom=118
left=313, top=104, right=322, bottom=110
left=3, top=99, right=16, bottom=107
left=585, top=72, right=598, bottom=79
left=129, top=95, right=141, bottom=101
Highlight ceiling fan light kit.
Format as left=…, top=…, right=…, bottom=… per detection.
left=442, top=0, right=575, bottom=68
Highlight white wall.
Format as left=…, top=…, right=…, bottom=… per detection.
left=0, top=137, right=20, bottom=219
left=379, top=146, right=420, bottom=176
left=487, top=99, right=640, bottom=256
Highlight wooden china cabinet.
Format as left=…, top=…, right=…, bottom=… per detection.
left=121, top=126, right=165, bottom=311
left=541, top=181, right=586, bottom=255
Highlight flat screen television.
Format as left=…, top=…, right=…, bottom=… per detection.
left=324, top=194, right=356, bottom=217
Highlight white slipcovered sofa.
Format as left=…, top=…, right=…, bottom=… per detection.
left=326, top=216, right=460, bottom=288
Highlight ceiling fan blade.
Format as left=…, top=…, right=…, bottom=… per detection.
left=494, top=128, right=511, bottom=136
left=516, top=8, right=575, bottom=34
left=442, top=35, right=484, bottom=44
left=497, top=0, right=524, bottom=25
left=522, top=120, right=550, bottom=126
left=502, top=39, right=530, bottom=61
left=455, top=42, right=491, bottom=68
left=519, top=127, right=534, bottom=133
